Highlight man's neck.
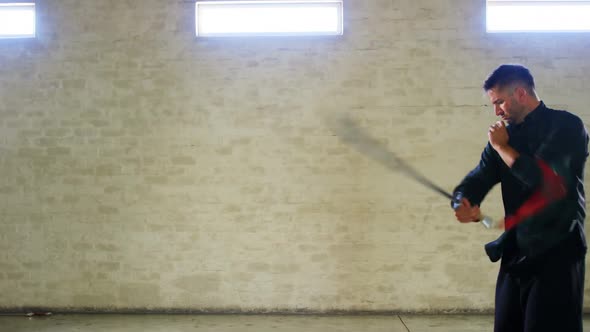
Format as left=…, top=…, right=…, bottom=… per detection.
left=515, top=99, right=541, bottom=124
left=526, top=99, right=542, bottom=113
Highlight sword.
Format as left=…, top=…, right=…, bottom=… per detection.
left=330, top=116, right=495, bottom=229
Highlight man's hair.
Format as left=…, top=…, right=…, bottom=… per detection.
left=483, top=64, right=535, bottom=94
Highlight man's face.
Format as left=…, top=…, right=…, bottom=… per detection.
left=487, top=86, right=525, bottom=124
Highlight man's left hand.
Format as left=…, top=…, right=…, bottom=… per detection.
left=488, top=121, right=509, bottom=150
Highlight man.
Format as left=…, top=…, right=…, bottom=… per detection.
left=453, top=64, right=588, bottom=331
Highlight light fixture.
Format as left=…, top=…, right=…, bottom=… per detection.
left=195, top=0, right=343, bottom=37
left=487, top=0, right=590, bottom=32
left=0, top=2, right=35, bottom=39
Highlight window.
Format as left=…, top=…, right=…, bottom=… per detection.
left=487, top=0, right=590, bottom=32
left=195, top=0, right=343, bottom=37
left=0, top=2, right=35, bottom=38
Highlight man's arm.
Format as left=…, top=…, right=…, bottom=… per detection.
left=453, top=143, right=502, bottom=222
left=491, top=145, right=519, bottom=168
left=490, top=117, right=587, bottom=189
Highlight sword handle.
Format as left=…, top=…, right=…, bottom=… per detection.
left=479, top=215, right=497, bottom=229
left=452, top=192, right=498, bottom=229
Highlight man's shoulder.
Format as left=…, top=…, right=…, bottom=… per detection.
left=543, top=106, right=584, bottom=128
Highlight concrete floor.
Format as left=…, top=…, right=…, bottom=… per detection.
left=0, top=314, right=489, bottom=332
left=0, top=314, right=588, bottom=332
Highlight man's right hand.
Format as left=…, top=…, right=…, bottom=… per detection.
left=454, top=198, right=482, bottom=223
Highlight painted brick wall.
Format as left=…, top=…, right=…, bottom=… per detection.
left=1, top=0, right=589, bottom=312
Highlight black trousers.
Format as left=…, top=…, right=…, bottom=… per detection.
left=494, top=255, right=585, bottom=332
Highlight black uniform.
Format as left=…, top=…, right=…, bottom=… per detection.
left=454, top=102, right=588, bottom=332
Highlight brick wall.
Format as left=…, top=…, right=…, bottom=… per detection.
left=0, top=0, right=589, bottom=312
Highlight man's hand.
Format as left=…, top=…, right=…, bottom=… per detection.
left=454, top=198, right=482, bottom=223
left=488, top=121, right=509, bottom=150
left=488, top=120, right=519, bottom=168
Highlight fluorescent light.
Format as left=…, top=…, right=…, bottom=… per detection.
left=195, top=0, right=343, bottom=37
left=0, top=2, right=35, bottom=38
left=487, top=1, right=590, bottom=32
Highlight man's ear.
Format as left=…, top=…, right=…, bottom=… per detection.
left=515, top=86, right=527, bottom=101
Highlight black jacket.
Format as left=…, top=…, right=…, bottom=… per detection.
left=454, top=102, right=588, bottom=272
